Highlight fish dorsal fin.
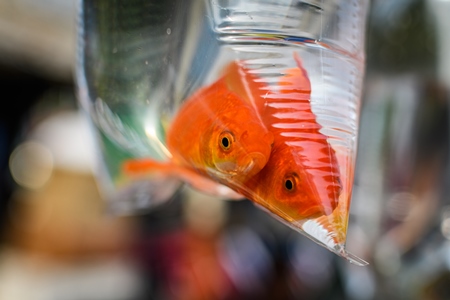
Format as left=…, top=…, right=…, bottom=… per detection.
left=221, top=61, right=269, bottom=124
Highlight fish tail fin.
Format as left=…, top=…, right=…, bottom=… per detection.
left=293, top=52, right=310, bottom=83
left=222, top=60, right=268, bottom=119
left=122, top=158, right=174, bottom=176
left=123, top=159, right=244, bottom=200
left=278, top=53, right=311, bottom=93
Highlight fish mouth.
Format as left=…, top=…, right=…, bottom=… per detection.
left=214, top=152, right=268, bottom=179
left=238, top=152, right=268, bottom=177
left=214, top=161, right=239, bottom=176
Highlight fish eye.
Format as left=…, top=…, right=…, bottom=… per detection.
left=219, top=131, right=234, bottom=151
left=285, top=179, right=293, bottom=190
left=283, top=174, right=298, bottom=192
left=222, top=137, right=230, bottom=148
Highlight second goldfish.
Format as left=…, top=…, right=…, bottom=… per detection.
left=222, top=53, right=342, bottom=220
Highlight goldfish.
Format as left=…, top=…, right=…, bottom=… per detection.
left=222, top=53, right=341, bottom=220
left=124, top=53, right=341, bottom=220
left=122, top=73, right=274, bottom=198
left=166, top=78, right=273, bottom=181
left=220, top=56, right=366, bottom=264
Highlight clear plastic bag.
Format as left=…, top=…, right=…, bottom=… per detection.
left=77, top=0, right=370, bottom=265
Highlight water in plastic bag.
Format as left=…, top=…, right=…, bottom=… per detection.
left=76, top=0, right=369, bottom=265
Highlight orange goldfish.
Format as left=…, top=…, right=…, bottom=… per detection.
left=222, top=53, right=341, bottom=220
left=166, top=78, right=274, bottom=181
left=123, top=74, right=274, bottom=197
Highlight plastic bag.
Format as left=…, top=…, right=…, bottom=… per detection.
left=77, top=0, right=369, bottom=265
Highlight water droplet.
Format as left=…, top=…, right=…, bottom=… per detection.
left=145, top=61, right=148, bottom=65
left=166, top=28, right=171, bottom=35
left=112, top=47, right=118, bottom=54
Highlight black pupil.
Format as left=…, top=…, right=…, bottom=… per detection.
left=222, top=137, right=229, bottom=148
left=285, top=179, right=293, bottom=190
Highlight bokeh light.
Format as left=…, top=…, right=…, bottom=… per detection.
left=9, top=141, right=54, bottom=190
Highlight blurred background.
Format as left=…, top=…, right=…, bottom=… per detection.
left=1, top=0, right=450, bottom=299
